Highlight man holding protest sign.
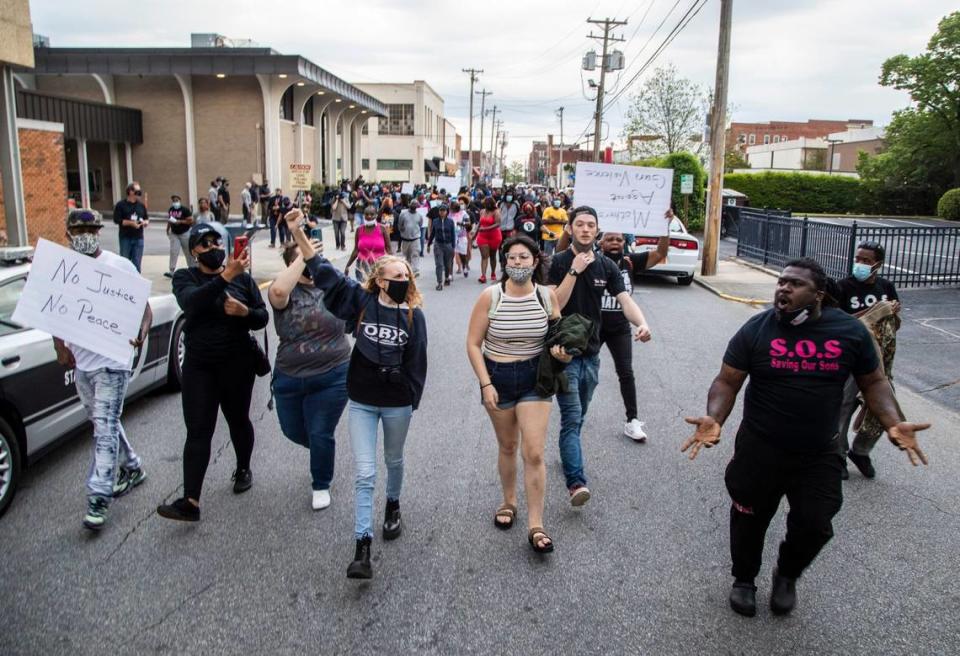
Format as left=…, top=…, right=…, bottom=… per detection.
left=52, top=209, right=153, bottom=531
left=547, top=206, right=653, bottom=506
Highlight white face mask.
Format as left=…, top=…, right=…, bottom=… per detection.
left=364, top=219, right=377, bottom=228
left=70, top=233, right=100, bottom=255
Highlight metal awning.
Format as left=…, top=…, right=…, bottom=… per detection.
left=424, top=158, right=440, bottom=174
left=16, top=89, right=142, bottom=143
left=25, top=47, right=388, bottom=117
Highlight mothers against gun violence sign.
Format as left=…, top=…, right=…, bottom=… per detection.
left=13, top=239, right=151, bottom=364
left=573, top=162, right=674, bottom=236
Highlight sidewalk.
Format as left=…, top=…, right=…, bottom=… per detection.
left=693, top=257, right=776, bottom=306
left=139, top=222, right=351, bottom=292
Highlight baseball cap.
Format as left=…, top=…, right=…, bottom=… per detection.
left=66, top=208, right=103, bottom=229
left=188, top=223, right=222, bottom=251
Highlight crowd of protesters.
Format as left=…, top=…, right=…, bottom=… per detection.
left=67, top=172, right=931, bottom=614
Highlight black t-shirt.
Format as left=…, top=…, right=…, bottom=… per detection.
left=113, top=199, right=149, bottom=240
left=601, top=252, right=649, bottom=335
left=218, top=188, right=231, bottom=206
left=836, top=276, right=898, bottom=315
left=167, top=205, right=193, bottom=235
left=723, top=307, right=880, bottom=451
left=548, top=248, right=626, bottom=356
left=516, top=214, right=541, bottom=242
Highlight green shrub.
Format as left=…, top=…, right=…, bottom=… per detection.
left=937, top=188, right=960, bottom=220
left=630, top=152, right=708, bottom=230
left=724, top=172, right=863, bottom=214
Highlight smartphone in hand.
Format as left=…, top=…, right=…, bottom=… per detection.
left=233, top=235, right=249, bottom=259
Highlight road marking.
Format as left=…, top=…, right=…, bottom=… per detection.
left=913, top=317, right=960, bottom=340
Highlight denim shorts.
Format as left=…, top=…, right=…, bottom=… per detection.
left=483, top=356, right=550, bottom=410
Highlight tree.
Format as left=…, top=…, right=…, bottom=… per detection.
left=724, top=148, right=750, bottom=172
left=621, top=64, right=708, bottom=159
left=506, top=161, right=525, bottom=184
left=860, top=11, right=960, bottom=214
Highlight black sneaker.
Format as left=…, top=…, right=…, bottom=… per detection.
left=346, top=536, right=373, bottom=579
left=163, top=272, right=174, bottom=279
left=83, top=496, right=109, bottom=531
left=770, top=568, right=797, bottom=615
left=840, top=465, right=850, bottom=481
left=157, top=497, right=200, bottom=522
left=113, top=466, right=147, bottom=498
left=847, top=450, right=876, bottom=478
left=383, top=499, right=402, bottom=540
left=232, top=468, right=253, bottom=493
left=729, top=580, right=757, bottom=617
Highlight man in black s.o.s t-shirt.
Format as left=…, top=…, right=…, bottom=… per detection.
left=682, top=258, right=929, bottom=619
left=166, top=194, right=195, bottom=277
left=546, top=206, right=652, bottom=507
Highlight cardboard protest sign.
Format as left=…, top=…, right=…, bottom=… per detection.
left=573, top=162, right=674, bottom=236
left=436, top=176, right=460, bottom=195
left=401, top=182, right=415, bottom=195
left=491, top=177, right=504, bottom=188
left=12, top=239, right=151, bottom=364
left=288, top=163, right=312, bottom=191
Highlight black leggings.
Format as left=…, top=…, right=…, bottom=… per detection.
left=181, top=356, right=257, bottom=500
left=601, top=329, right=637, bottom=421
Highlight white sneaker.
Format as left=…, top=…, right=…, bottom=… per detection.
left=312, top=489, right=331, bottom=511
left=624, top=419, right=648, bottom=442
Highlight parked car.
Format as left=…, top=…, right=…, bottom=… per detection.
left=0, top=259, right=184, bottom=517
left=634, top=217, right=700, bottom=286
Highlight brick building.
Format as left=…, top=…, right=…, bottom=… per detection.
left=527, top=135, right=593, bottom=186
left=726, top=119, right=873, bottom=153
left=0, top=119, right=68, bottom=246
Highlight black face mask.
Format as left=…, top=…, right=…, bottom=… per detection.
left=197, top=249, right=226, bottom=270
left=384, top=279, right=410, bottom=304
left=777, top=304, right=815, bottom=326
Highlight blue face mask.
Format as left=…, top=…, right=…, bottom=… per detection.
left=852, top=262, right=875, bottom=282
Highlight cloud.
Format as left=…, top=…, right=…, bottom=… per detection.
left=28, top=0, right=958, bottom=165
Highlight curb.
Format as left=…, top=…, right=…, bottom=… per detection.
left=693, top=276, right=770, bottom=306
left=727, top=256, right=780, bottom=278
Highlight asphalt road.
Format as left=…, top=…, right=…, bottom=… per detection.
left=1, top=251, right=958, bottom=655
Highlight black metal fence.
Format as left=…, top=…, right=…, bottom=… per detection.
left=736, top=210, right=960, bottom=288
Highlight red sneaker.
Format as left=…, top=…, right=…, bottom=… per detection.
left=478, top=275, right=487, bottom=283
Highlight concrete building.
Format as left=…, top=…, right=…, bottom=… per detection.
left=11, top=35, right=387, bottom=215
left=825, top=126, right=885, bottom=173
left=745, top=137, right=828, bottom=171
left=726, top=119, right=873, bottom=154
left=355, top=81, right=460, bottom=184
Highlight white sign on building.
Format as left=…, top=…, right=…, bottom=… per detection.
left=573, top=162, right=674, bottom=236
left=12, top=239, right=151, bottom=364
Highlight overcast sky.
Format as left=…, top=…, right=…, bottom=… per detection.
left=30, top=0, right=957, bottom=165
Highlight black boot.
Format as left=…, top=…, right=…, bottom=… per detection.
left=729, top=580, right=757, bottom=617
left=770, top=568, right=797, bottom=615
left=383, top=498, right=402, bottom=540
left=346, top=536, right=372, bottom=579
left=847, top=450, right=876, bottom=478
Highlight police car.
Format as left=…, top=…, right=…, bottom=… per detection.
left=0, top=248, right=184, bottom=517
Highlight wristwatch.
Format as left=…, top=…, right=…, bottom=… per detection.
left=568, top=268, right=580, bottom=277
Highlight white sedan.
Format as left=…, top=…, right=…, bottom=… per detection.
left=634, top=217, right=700, bottom=286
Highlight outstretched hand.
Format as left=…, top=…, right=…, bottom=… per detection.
left=887, top=421, right=931, bottom=466
left=680, top=416, right=721, bottom=460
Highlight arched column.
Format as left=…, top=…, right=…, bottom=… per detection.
left=323, top=103, right=346, bottom=185
left=311, top=96, right=336, bottom=182
left=173, top=74, right=198, bottom=209
left=256, top=74, right=284, bottom=190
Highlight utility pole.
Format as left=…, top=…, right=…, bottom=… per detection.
left=556, top=106, right=565, bottom=187
left=499, top=131, right=508, bottom=178
left=587, top=17, right=627, bottom=161
left=462, top=68, right=482, bottom=181
left=487, top=105, right=499, bottom=165
left=475, top=88, right=492, bottom=175
left=701, top=0, right=733, bottom=277
left=494, top=120, right=504, bottom=173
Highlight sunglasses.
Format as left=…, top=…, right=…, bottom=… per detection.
left=199, top=237, right=222, bottom=248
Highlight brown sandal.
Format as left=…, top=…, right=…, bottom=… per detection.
left=528, top=527, right=554, bottom=553
left=494, top=503, right=517, bottom=530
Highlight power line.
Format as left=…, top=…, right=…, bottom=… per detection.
left=602, top=0, right=709, bottom=112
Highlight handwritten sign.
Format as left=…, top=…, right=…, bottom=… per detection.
left=436, top=175, right=460, bottom=195
left=491, top=177, right=504, bottom=189
left=288, top=163, right=312, bottom=191
left=12, top=239, right=151, bottom=364
left=401, top=182, right=415, bottom=195
left=573, top=162, right=674, bottom=236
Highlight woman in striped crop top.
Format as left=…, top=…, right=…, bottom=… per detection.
left=466, top=235, right=571, bottom=554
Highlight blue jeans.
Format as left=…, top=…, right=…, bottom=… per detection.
left=543, top=240, right=557, bottom=257
left=556, top=354, right=600, bottom=489
left=272, top=364, right=349, bottom=490
left=75, top=368, right=140, bottom=500
left=348, top=401, right=412, bottom=539
left=419, top=226, right=426, bottom=257
left=118, top=236, right=144, bottom=272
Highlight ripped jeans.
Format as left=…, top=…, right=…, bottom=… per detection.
left=75, top=368, right=141, bottom=501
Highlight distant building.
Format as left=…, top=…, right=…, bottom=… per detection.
left=825, top=126, right=885, bottom=173
left=745, top=137, right=828, bottom=171
left=727, top=119, right=873, bottom=154
left=527, top=135, right=593, bottom=186
left=356, top=80, right=460, bottom=184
